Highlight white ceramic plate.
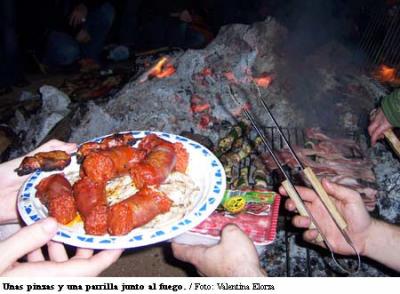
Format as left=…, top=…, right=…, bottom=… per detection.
left=18, top=131, right=226, bottom=249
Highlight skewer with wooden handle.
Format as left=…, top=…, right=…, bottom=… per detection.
left=303, top=167, right=347, bottom=230
left=384, top=129, right=400, bottom=158
left=282, top=180, right=323, bottom=242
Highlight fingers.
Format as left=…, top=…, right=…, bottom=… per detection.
left=292, top=215, right=311, bottom=228
left=0, top=218, right=58, bottom=273
left=279, top=185, right=317, bottom=202
left=27, top=248, right=45, bottom=262
left=47, top=241, right=69, bottom=262
left=30, top=139, right=77, bottom=155
left=4, top=249, right=124, bottom=277
left=321, top=179, right=361, bottom=203
left=220, top=224, right=249, bottom=243
left=171, top=243, right=207, bottom=266
left=303, top=229, right=320, bottom=243
left=73, top=248, right=94, bottom=259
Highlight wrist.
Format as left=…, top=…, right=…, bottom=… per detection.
left=233, top=265, right=267, bottom=277
left=363, top=219, right=383, bottom=258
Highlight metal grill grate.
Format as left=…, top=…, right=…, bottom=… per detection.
left=360, top=4, right=400, bottom=70
left=253, top=127, right=360, bottom=277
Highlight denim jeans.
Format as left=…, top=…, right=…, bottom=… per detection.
left=43, top=2, right=115, bottom=66
left=0, top=0, right=23, bottom=87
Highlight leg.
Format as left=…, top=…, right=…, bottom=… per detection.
left=81, top=2, right=115, bottom=61
left=119, top=0, right=143, bottom=47
left=42, top=31, right=80, bottom=66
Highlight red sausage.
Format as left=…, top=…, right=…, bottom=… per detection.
left=130, top=144, right=177, bottom=188
left=35, top=173, right=77, bottom=225
left=73, top=177, right=108, bottom=235
left=108, top=187, right=172, bottom=235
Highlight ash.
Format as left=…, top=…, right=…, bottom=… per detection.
left=370, top=143, right=400, bottom=224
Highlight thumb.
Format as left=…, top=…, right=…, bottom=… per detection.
left=0, top=218, right=58, bottom=273
left=322, top=179, right=361, bottom=203
left=220, top=224, right=251, bottom=246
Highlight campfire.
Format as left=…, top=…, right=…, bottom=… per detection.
left=4, top=12, right=399, bottom=277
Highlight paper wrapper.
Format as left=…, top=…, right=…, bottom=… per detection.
left=190, top=190, right=280, bottom=245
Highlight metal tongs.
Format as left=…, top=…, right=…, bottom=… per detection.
left=228, top=85, right=361, bottom=274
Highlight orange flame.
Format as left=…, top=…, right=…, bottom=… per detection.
left=253, top=73, right=272, bottom=88
left=148, top=57, right=176, bottom=79
left=374, top=64, right=400, bottom=83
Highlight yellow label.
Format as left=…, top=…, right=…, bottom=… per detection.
left=223, top=196, right=246, bottom=213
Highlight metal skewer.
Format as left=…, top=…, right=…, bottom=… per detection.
left=228, top=85, right=361, bottom=274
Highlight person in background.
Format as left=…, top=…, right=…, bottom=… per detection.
left=138, top=0, right=207, bottom=49
left=37, top=0, right=115, bottom=71
left=0, top=139, right=122, bottom=276
left=0, top=0, right=29, bottom=96
left=173, top=179, right=400, bottom=275
left=369, top=89, right=400, bottom=146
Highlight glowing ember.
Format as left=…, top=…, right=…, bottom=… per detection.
left=146, top=57, right=176, bottom=80
left=224, top=72, right=238, bottom=83
left=253, top=73, right=272, bottom=88
left=232, top=102, right=252, bottom=117
left=374, top=64, right=400, bottom=84
left=201, top=68, right=213, bottom=76
left=191, top=103, right=210, bottom=113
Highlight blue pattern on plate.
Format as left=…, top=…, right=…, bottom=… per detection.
left=18, top=131, right=226, bottom=249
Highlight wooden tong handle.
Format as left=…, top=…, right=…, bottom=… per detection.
left=282, top=180, right=323, bottom=242
left=303, top=167, right=347, bottom=230
left=384, top=129, right=400, bottom=158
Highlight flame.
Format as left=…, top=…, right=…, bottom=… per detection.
left=148, top=57, right=176, bottom=79
left=253, top=73, right=272, bottom=88
left=374, top=64, right=400, bottom=83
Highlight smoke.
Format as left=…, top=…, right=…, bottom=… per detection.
left=266, top=0, right=374, bottom=133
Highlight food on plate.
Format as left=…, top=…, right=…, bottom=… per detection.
left=130, top=135, right=188, bottom=188
left=130, top=144, right=177, bottom=188
left=80, top=145, right=146, bottom=184
left=32, top=133, right=195, bottom=237
left=76, top=133, right=137, bottom=162
left=73, top=177, right=108, bottom=235
left=108, top=187, right=172, bottom=235
left=35, top=173, right=77, bottom=224
left=15, top=151, right=71, bottom=176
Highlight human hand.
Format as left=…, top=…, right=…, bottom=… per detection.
left=280, top=179, right=373, bottom=255
left=0, top=139, right=77, bottom=225
left=368, top=108, right=393, bottom=146
left=179, top=10, right=193, bottom=23
left=0, top=217, right=122, bottom=276
left=172, top=225, right=266, bottom=277
left=76, top=29, right=91, bottom=43
left=69, top=3, right=88, bottom=28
